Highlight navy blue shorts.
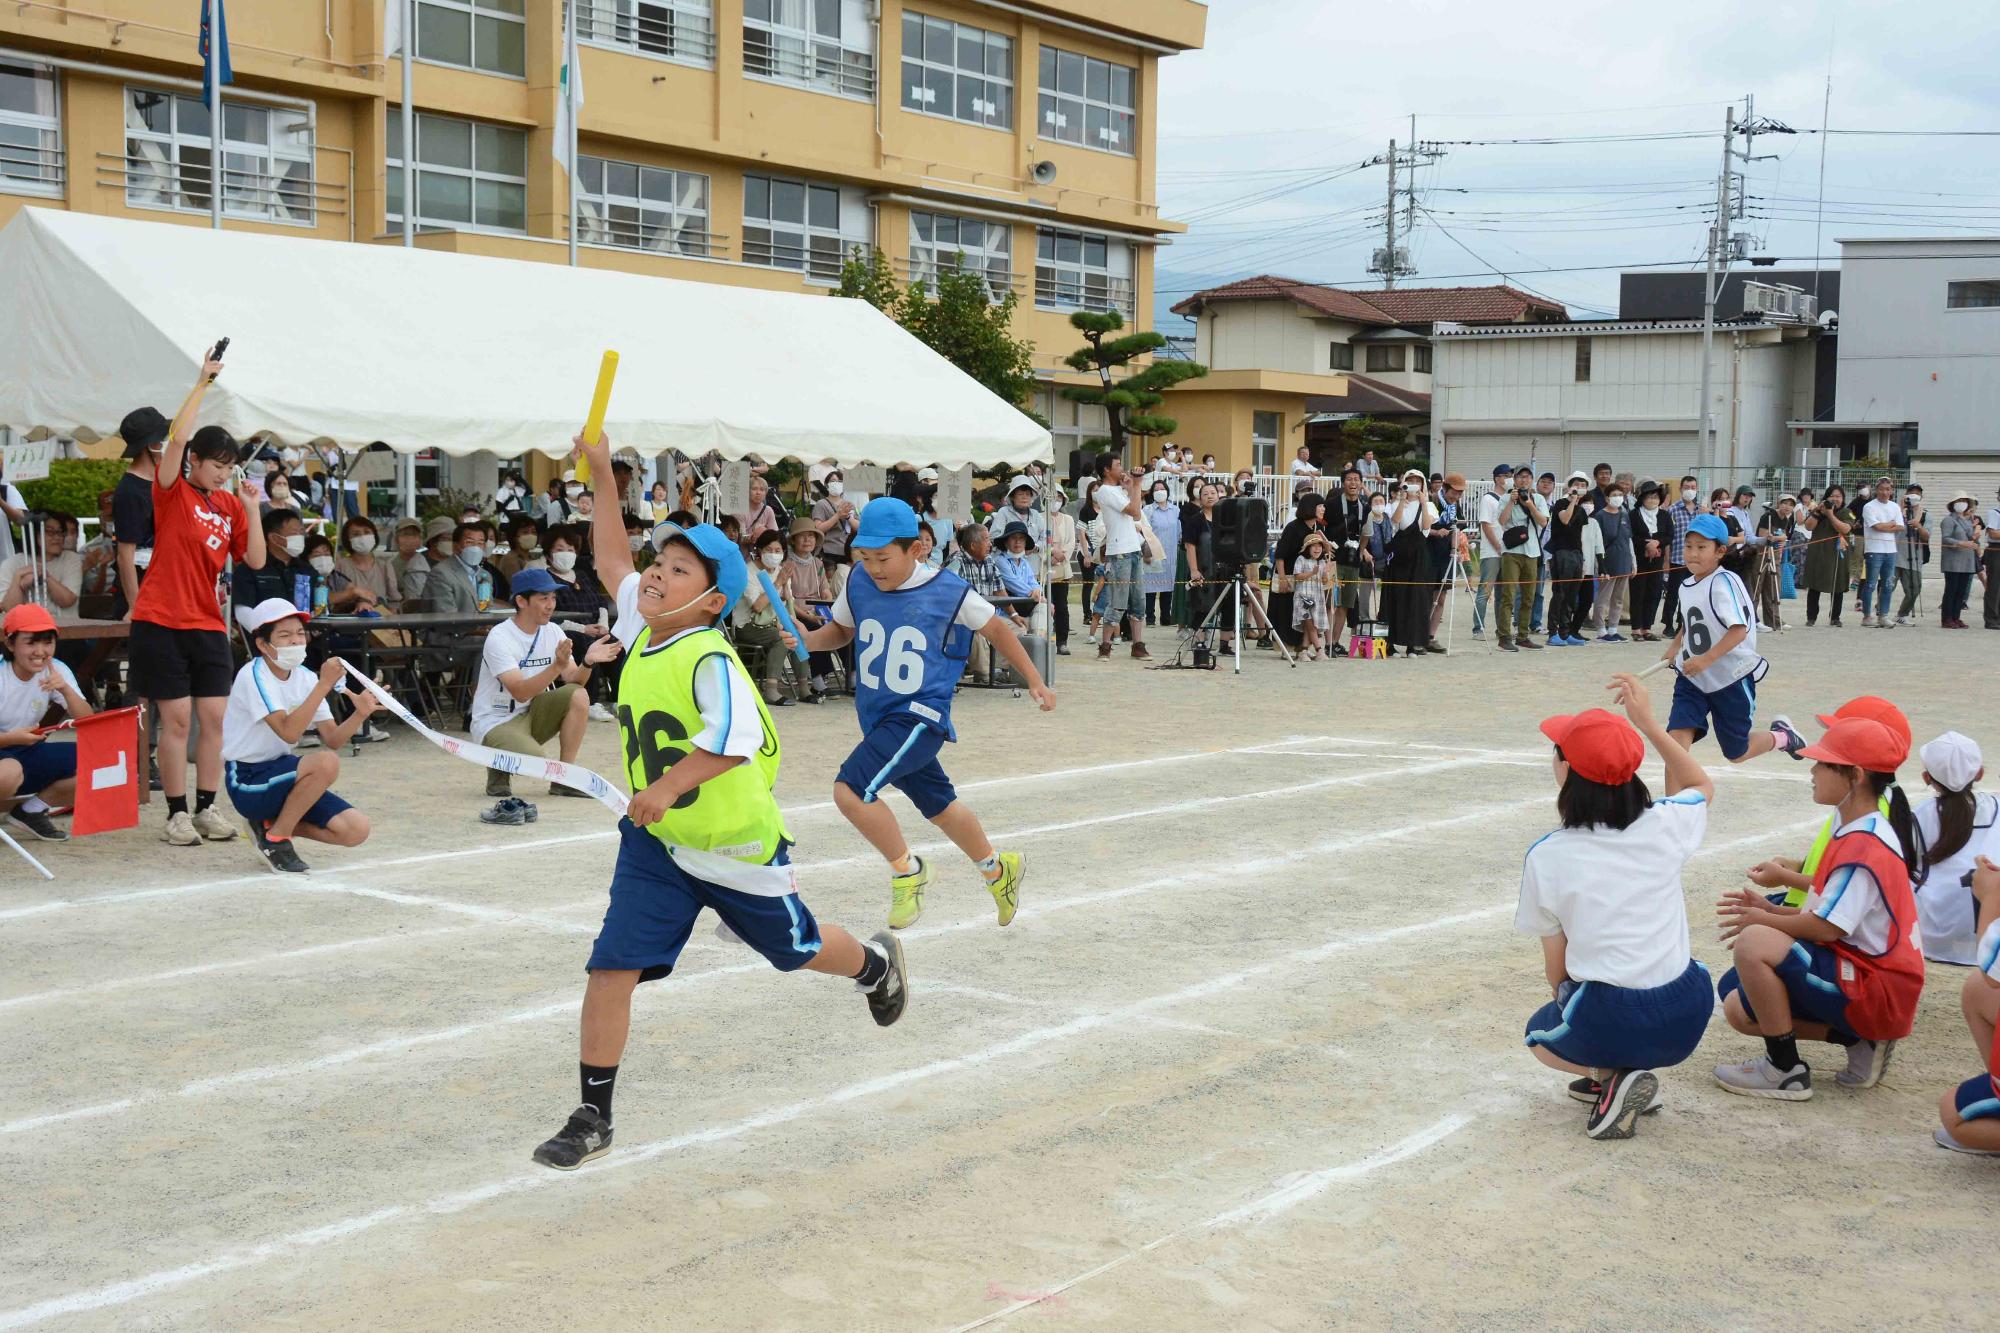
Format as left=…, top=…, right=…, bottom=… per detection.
left=1716, top=940, right=1855, bottom=1038
left=1668, top=671, right=1758, bottom=759
left=1524, top=959, right=1713, bottom=1070
left=224, top=755, right=353, bottom=829
left=1954, top=1073, right=2000, bottom=1121
left=587, top=818, right=820, bottom=982
left=835, top=716, right=958, bottom=820
left=0, top=740, right=76, bottom=797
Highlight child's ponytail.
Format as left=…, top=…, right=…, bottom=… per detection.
left=1925, top=778, right=1978, bottom=865
left=1870, top=772, right=1927, bottom=882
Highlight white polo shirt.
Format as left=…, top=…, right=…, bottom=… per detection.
left=1807, top=812, right=1906, bottom=956
left=1515, top=792, right=1706, bottom=990
left=221, top=658, right=332, bottom=763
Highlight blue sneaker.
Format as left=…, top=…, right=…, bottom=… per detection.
left=1551, top=634, right=1573, bottom=646
left=1598, top=632, right=1624, bottom=643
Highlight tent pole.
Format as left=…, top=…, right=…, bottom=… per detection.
left=401, top=0, right=414, bottom=249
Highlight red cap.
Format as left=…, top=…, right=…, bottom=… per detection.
left=1540, top=708, right=1646, bottom=785
left=1, top=604, right=56, bottom=637
left=1799, top=717, right=1908, bottom=773
left=1814, top=696, right=1911, bottom=750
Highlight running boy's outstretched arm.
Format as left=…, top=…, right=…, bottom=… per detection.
left=978, top=615, right=1056, bottom=711
left=787, top=618, right=853, bottom=652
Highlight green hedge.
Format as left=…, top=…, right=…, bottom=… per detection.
left=18, top=458, right=127, bottom=517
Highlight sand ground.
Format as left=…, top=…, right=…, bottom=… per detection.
left=2, top=611, right=1993, bottom=1331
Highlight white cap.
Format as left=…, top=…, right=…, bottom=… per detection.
left=917, top=466, right=940, bottom=482
left=239, top=597, right=311, bottom=634
left=1920, top=731, right=1983, bottom=791
left=1006, top=473, right=1034, bottom=494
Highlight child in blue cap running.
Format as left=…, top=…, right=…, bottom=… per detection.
left=789, top=496, right=1056, bottom=930
left=1661, top=513, right=1807, bottom=765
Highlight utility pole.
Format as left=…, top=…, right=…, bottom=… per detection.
left=1696, top=95, right=1793, bottom=472
left=1382, top=138, right=1399, bottom=289
left=1367, top=124, right=1442, bottom=288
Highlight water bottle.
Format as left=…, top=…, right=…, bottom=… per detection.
left=311, top=574, right=330, bottom=617
left=476, top=566, right=494, bottom=611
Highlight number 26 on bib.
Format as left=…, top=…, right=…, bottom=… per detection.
left=856, top=620, right=927, bottom=694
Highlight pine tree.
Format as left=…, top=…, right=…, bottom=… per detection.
left=1060, top=310, right=1206, bottom=456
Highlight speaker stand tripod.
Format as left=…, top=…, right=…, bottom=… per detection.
left=1175, top=572, right=1296, bottom=673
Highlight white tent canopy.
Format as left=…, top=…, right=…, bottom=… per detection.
left=0, top=208, right=1050, bottom=470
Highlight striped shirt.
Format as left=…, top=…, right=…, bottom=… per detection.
left=1666, top=499, right=1700, bottom=568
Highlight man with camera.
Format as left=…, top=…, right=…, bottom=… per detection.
left=1496, top=465, right=1545, bottom=650
left=1088, top=454, right=1150, bottom=661
left=1472, top=464, right=1512, bottom=640
left=1326, top=466, right=1373, bottom=657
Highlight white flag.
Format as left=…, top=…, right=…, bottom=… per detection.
left=384, top=0, right=402, bottom=56
left=553, top=17, right=584, bottom=173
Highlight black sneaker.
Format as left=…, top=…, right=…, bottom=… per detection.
left=1569, top=1076, right=1666, bottom=1112
left=1769, top=716, right=1809, bottom=761
left=479, top=797, right=535, bottom=826
left=251, top=821, right=311, bottom=874
left=1586, top=1069, right=1659, bottom=1140
left=8, top=808, right=68, bottom=841
left=532, top=1105, right=613, bottom=1170
left=862, top=930, right=909, bottom=1027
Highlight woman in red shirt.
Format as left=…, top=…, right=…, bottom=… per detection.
left=130, top=353, right=270, bottom=847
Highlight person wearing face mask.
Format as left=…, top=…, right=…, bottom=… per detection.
left=1893, top=484, right=1929, bottom=627
left=1629, top=482, right=1672, bottom=641
left=263, top=470, right=298, bottom=514
left=1801, top=484, right=1855, bottom=628
left=422, top=521, right=493, bottom=615
left=1269, top=491, right=1324, bottom=652
left=234, top=510, right=313, bottom=623
left=1544, top=472, right=1593, bottom=647
left=544, top=526, right=619, bottom=721
left=1663, top=475, right=1704, bottom=637
left=495, top=515, right=545, bottom=584
left=1588, top=483, right=1634, bottom=642
left=332, top=518, right=399, bottom=616
left=539, top=476, right=572, bottom=527
left=811, top=471, right=858, bottom=567
left=732, top=530, right=799, bottom=706
left=1752, top=493, right=1798, bottom=633
left=1141, top=481, right=1181, bottom=627
left=1325, top=467, right=1373, bottom=657
left=1936, top=491, right=1980, bottom=629
left=398, top=516, right=453, bottom=610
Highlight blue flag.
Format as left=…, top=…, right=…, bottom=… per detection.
left=200, top=0, right=233, bottom=104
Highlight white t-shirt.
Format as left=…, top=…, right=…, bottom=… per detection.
left=830, top=561, right=995, bottom=632
left=1290, top=459, right=1320, bottom=477
left=1912, top=792, right=2000, bottom=965
left=1515, top=792, right=1707, bottom=990
left=1093, top=482, right=1142, bottom=557
left=0, top=552, right=85, bottom=624
left=221, top=658, right=333, bottom=763
left=1860, top=498, right=1903, bottom=555
left=470, top=617, right=564, bottom=743
left=1807, top=812, right=1906, bottom=956
left=0, top=658, right=78, bottom=732
left=1476, top=491, right=1507, bottom=560
left=1675, top=569, right=1764, bottom=694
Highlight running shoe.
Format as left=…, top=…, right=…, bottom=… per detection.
left=533, top=1105, right=613, bottom=1170
left=192, top=806, right=240, bottom=841
left=1586, top=1069, right=1659, bottom=1140
left=985, top=851, right=1023, bottom=927
left=861, top=930, right=909, bottom=1027
left=888, top=855, right=930, bottom=930
left=162, top=810, right=201, bottom=846
left=1714, top=1056, right=1812, bottom=1100
left=588, top=702, right=616, bottom=722
left=1768, top=716, right=1810, bottom=762
left=251, top=821, right=311, bottom=874
left=7, top=808, right=67, bottom=842
left=1567, top=1077, right=1666, bottom=1112
left=479, top=797, right=537, bottom=826
left=1597, top=632, right=1625, bottom=643
left=1834, top=1038, right=1896, bottom=1089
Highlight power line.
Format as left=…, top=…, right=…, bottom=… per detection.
left=1411, top=202, right=1615, bottom=316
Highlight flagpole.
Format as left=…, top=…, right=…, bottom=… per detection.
left=565, top=0, right=578, bottom=268
left=207, top=42, right=221, bottom=229
left=401, top=0, right=414, bottom=248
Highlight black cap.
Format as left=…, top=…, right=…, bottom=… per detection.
left=119, top=406, right=170, bottom=458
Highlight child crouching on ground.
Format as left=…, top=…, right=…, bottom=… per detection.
left=1713, top=713, right=1926, bottom=1099
left=1517, top=672, right=1716, bottom=1140
left=1936, top=856, right=2000, bottom=1155
left=221, top=598, right=379, bottom=873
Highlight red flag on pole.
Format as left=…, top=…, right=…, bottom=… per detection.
left=72, top=707, right=140, bottom=836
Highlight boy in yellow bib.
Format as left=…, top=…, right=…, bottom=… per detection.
left=533, top=434, right=908, bottom=1171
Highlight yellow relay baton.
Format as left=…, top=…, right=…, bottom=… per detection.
left=575, top=349, right=620, bottom=485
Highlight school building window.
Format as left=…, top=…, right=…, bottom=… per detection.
left=573, top=0, right=716, bottom=66
left=577, top=156, right=712, bottom=256
left=1034, top=227, right=1134, bottom=315
left=123, top=88, right=315, bottom=224
left=1574, top=336, right=1592, bottom=382
left=744, top=0, right=876, bottom=101
left=386, top=109, right=527, bottom=234
left=900, top=12, right=1012, bottom=130
left=743, top=173, right=865, bottom=282
left=1037, top=46, right=1135, bottom=155
left=416, top=0, right=527, bottom=77
left=1252, top=411, right=1281, bottom=473
left=1365, top=344, right=1405, bottom=373
left=1945, top=280, right=2000, bottom=309
left=1328, top=341, right=1354, bottom=371
left=909, top=210, right=1012, bottom=301
left=1035, top=386, right=1110, bottom=460
left=0, top=61, right=61, bottom=197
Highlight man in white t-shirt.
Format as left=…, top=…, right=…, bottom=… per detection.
left=1857, top=476, right=1905, bottom=628
left=1289, top=446, right=1321, bottom=480
left=1088, top=454, right=1149, bottom=660
left=471, top=566, right=621, bottom=818
left=1472, top=463, right=1512, bottom=641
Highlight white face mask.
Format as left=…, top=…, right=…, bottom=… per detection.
left=1682, top=488, right=1698, bottom=503
left=628, top=534, right=646, bottom=552
left=1952, top=500, right=1970, bottom=514
left=281, top=534, right=305, bottom=557
left=1497, top=478, right=1513, bottom=492
left=270, top=486, right=290, bottom=502
left=1370, top=504, right=1386, bottom=519
left=1606, top=494, right=1624, bottom=510
left=826, top=481, right=845, bottom=497
left=760, top=551, right=783, bottom=570
left=1152, top=491, right=1168, bottom=504
left=270, top=643, right=308, bottom=671
left=516, top=534, right=537, bottom=551
left=308, top=555, right=335, bottom=576
left=460, top=545, right=486, bottom=566
left=350, top=534, right=375, bottom=555
left=551, top=550, right=577, bottom=573
left=566, top=485, right=583, bottom=500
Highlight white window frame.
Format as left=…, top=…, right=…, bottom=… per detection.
left=1034, top=227, right=1133, bottom=316
left=573, top=0, right=716, bottom=68
left=577, top=155, right=714, bottom=256
left=1036, top=386, right=1109, bottom=459
left=0, top=60, right=61, bottom=198
left=744, top=0, right=875, bottom=102
left=1945, top=280, right=2000, bottom=310
left=1251, top=411, right=1281, bottom=474
left=742, top=173, right=863, bottom=283
left=123, top=87, right=315, bottom=225
left=1037, top=45, right=1135, bottom=156
left=386, top=109, right=528, bottom=236
left=415, top=0, right=528, bottom=79
left=909, top=210, right=1012, bottom=302
left=901, top=11, right=1012, bottom=130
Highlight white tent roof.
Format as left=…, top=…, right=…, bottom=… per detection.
left=0, top=208, right=1050, bottom=470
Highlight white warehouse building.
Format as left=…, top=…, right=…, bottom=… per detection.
left=1431, top=314, right=1824, bottom=484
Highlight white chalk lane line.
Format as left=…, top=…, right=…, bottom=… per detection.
left=0, top=735, right=1368, bottom=926
left=0, top=789, right=1544, bottom=1137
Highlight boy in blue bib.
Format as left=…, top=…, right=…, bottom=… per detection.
left=791, top=497, right=1056, bottom=930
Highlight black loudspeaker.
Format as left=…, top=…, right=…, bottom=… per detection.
left=1212, top=496, right=1269, bottom=566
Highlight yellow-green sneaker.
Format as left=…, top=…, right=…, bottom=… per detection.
left=984, top=851, right=1023, bottom=927
left=888, top=856, right=929, bottom=930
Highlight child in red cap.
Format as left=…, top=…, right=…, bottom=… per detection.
left=1517, top=672, right=1717, bottom=1140
left=0, top=603, right=95, bottom=842
left=1714, top=712, right=1927, bottom=1100
left=1745, top=695, right=1912, bottom=908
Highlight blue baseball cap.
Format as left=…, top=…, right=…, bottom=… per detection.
left=1686, top=514, right=1731, bottom=544
left=652, top=521, right=747, bottom=620
left=1492, top=463, right=1514, bottom=478
left=509, top=567, right=560, bottom=597
left=852, top=497, right=920, bottom=550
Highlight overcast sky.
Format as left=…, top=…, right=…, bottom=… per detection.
left=1152, top=0, right=2000, bottom=327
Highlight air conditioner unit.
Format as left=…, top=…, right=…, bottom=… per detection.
left=1742, top=281, right=1777, bottom=315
